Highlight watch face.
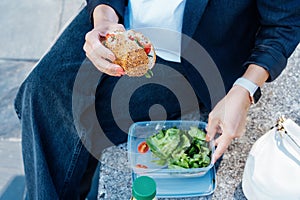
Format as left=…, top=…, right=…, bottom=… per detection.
left=253, top=87, right=261, bottom=104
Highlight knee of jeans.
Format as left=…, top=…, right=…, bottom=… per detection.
left=14, top=79, right=29, bottom=120
left=14, top=90, right=23, bottom=120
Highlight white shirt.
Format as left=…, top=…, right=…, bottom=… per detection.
left=126, top=0, right=186, bottom=63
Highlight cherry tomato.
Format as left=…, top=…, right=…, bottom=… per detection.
left=128, top=35, right=135, bottom=41
left=105, top=33, right=115, bottom=40
left=143, top=43, right=151, bottom=55
left=136, top=164, right=148, bottom=169
left=137, top=141, right=149, bottom=153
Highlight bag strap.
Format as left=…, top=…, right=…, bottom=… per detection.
left=274, top=116, right=300, bottom=166
left=276, top=116, right=300, bottom=150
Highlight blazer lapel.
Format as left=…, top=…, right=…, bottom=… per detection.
left=182, top=0, right=209, bottom=37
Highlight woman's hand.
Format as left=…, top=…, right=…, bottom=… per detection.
left=206, top=64, right=269, bottom=163
left=83, top=5, right=125, bottom=76
left=206, top=85, right=251, bottom=163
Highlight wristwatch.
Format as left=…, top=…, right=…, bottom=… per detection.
left=233, top=77, right=261, bottom=104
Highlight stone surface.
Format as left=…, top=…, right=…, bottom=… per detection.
left=0, top=0, right=60, bottom=60
left=0, top=0, right=83, bottom=60
left=0, top=0, right=84, bottom=197
left=60, top=0, right=86, bottom=30
left=0, top=60, right=35, bottom=139
left=98, top=45, right=300, bottom=199
left=0, top=140, right=24, bottom=194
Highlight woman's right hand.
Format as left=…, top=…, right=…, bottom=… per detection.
left=83, top=5, right=125, bottom=76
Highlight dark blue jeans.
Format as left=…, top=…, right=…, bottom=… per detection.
left=14, top=6, right=208, bottom=200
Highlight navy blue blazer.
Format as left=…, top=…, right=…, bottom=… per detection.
left=86, top=0, right=300, bottom=109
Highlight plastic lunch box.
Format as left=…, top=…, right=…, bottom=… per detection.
left=127, top=120, right=217, bottom=198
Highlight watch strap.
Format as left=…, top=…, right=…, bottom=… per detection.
left=233, top=77, right=262, bottom=104
left=233, top=77, right=259, bottom=97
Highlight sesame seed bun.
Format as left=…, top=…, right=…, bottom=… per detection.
left=102, top=30, right=156, bottom=77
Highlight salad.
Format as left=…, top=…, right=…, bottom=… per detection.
left=144, top=126, right=211, bottom=169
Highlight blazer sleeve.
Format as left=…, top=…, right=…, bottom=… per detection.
left=86, top=0, right=127, bottom=25
left=244, top=0, right=300, bottom=81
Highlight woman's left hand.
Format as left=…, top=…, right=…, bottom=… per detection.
left=206, top=85, right=252, bottom=163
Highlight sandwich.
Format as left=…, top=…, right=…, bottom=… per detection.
left=101, top=30, right=156, bottom=77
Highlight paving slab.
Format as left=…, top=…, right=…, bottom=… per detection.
left=0, top=60, right=35, bottom=139
left=0, top=60, right=33, bottom=197
left=0, top=0, right=84, bottom=196
left=60, top=0, right=85, bottom=31
left=0, top=0, right=83, bottom=60
left=0, top=139, right=24, bottom=194
left=0, top=0, right=59, bottom=60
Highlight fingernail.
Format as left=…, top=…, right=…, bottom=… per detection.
left=117, top=68, right=125, bottom=75
left=206, top=134, right=210, bottom=142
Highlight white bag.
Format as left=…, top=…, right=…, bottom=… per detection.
left=242, top=117, right=300, bottom=200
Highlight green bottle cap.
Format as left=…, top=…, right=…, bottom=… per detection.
left=132, top=176, right=156, bottom=200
